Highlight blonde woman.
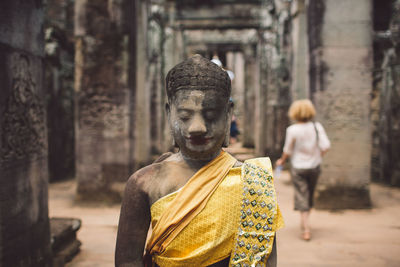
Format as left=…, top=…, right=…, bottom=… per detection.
left=276, top=99, right=330, bottom=241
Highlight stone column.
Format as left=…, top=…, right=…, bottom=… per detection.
left=0, top=1, right=52, bottom=265
left=74, top=0, right=134, bottom=200
left=271, top=2, right=292, bottom=160
left=162, top=25, right=176, bottom=151
left=308, top=0, right=372, bottom=209
left=378, top=1, right=400, bottom=186
left=227, top=52, right=245, bottom=134
left=45, top=0, right=76, bottom=182
left=132, top=0, right=152, bottom=169
left=242, top=46, right=258, bottom=148
left=148, top=19, right=163, bottom=155
left=254, top=1, right=292, bottom=159
left=291, top=0, right=309, bottom=100
left=162, top=3, right=186, bottom=151
left=255, top=33, right=268, bottom=157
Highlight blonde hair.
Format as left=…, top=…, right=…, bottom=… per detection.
left=288, top=99, right=316, bottom=122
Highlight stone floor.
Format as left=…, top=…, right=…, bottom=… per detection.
left=48, top=155, right=400, bottom=267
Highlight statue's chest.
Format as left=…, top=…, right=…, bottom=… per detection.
left=150, top=163, right=196, bottom=205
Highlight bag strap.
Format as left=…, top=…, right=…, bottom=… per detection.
left=312, top=121, right=320, bottom=150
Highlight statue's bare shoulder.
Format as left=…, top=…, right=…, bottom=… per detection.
left=125, top=152, right=193, bottom=206
left=124, top=155, right=167, bottom=200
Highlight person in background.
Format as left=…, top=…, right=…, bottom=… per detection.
left=276, top=99, right=330, bottom=241
left=230, top=114, right=240, bottom=144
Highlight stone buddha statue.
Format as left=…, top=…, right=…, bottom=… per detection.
left=116, top=55, right=282, bottom=267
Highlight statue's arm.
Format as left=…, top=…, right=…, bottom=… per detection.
left=115, top=173, right=151, bottom=267
left=266, top=235, right=277, bottom=267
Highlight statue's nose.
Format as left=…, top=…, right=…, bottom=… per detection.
left=188, top=115, right=207, bottom=135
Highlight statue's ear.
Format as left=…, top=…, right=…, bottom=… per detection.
left=223, top=102, right=234, bottom=147
left=165, top=102, right=178, bottom=148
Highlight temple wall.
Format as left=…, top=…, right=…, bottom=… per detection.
left=0, top=1, right=52, bottom=265
left=308, top=0, right=373, bottom=209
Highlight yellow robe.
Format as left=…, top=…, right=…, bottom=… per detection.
left=150, top=156, right=284, bottom=267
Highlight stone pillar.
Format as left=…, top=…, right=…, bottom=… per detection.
left=74, top=0, right=134, bottom=200
left=0, top=1, right=52, bottom=265
left=370, top=0, right=396, bottom=185
left=162, top=2, right=187, bottom=151
left=242, top=46, right=258, bottom=148
left=148, top=18, right=164, bottom=155
left=378, top=1, right=400, bottom=186
left=256, top=1, right=292, bottom=159
left=132, top=0, right=152, bottom=169
left=227, top=52, right=245, bottom=134
left=257, top=30, right=284, bottom=159
left=255, top=33, right=268, bottom=157
left=379, top=48, right=400, bottom=186
left=308, top=0, right=372, bottom=209
left=45, top=0, right=76, bottom=181
left=272, top=2, right=292, bottom=160
left=162, top=25, right=176, bottom=151
left=291, top=0, right=309, bottom=99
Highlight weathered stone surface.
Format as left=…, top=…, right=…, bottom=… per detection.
left=257, top=2, right=292, bottom=158
left=321, top=22, right=373, bottom=48
left=314, top=186, right=371, bottom=210
left=0, top=1, right=52, bottom=265
left=370, top=0, right=393, bottom=184
left=307, top=0, right=372, bottom=208
left=291, top=0, right=309, bottom=99
left=0, top=1, right=44, bottom=56
left=227, top=51, right=245, bottom=134
left=133, top=0, right=152, bottom=169
left=50, top=217, right=81, bottom=266
left=322, top=47, right=372, bottom=69
left=148, top=9, right=166, bottom=155
left=74, top=0, right=135, bottom=200
left=174, top=1, right=264, bottom=30
left=45, top=0, right=76, bottom=181
left=371, top=0, right=400, bottom=187
left=323, top=0, right=372, bottom=23
left=243, top=47, right=257, bottom=148
left=379, top=47, right=400, bottom=186
left=185, top=29, right=258, bottom=46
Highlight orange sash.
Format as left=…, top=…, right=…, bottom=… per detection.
left=144, top=151, right=237, bottom=263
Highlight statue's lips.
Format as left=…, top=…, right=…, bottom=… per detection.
left=186, top=136, right=212, bottom=145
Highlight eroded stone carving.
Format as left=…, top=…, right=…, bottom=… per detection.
left=1, top=53, right=46, bottom=163
left=78, top=86, right=126, bottom=131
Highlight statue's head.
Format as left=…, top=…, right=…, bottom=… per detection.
left=166, top=54, right=232, bottom=161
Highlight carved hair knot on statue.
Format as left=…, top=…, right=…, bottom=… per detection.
left=166, top=54, right=231, bottom=99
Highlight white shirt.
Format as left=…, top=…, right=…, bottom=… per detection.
left=283, top=121, right=331, bottom=169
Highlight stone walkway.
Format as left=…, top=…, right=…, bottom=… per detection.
left=49, top=160, right=400, bottom=266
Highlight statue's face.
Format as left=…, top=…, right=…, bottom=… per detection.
left=168, top=89, right=231, bottom=161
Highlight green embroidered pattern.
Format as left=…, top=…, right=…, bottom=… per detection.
left=230, top=158, right=279, bottom=267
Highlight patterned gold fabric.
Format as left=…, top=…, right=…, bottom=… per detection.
left=146, top=151, right=237, bottom=257
left=150, top=158, right=283, bottom=267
